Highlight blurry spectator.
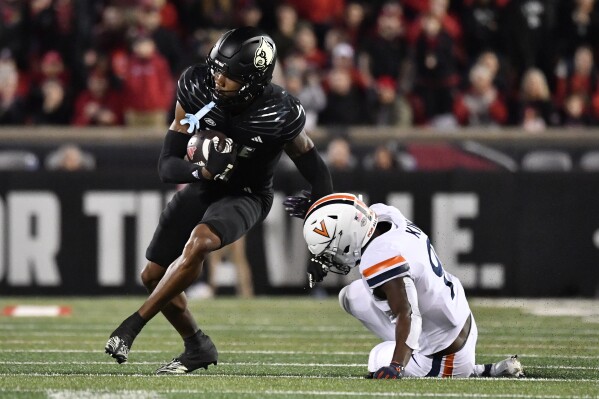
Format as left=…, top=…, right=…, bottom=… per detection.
left=33, top=51, right=70, bottom=87
left=366, top=143, right=399, bottom=171
left=516, top=67, right=558, bottom=132
left=502, top=0, right=559, bottom=81
left=72, top=71, right=123, bottom=126
left=284, top=68, right=326, bottom=131
left=122, top=35, right=174, bottom=127
left=358, top=2, right=407, bottom=83
left=29, top=0, right=78, bottom=72
left=324, top=136, right=357, bottom=171
left=554, top=46, right=598, bottom=115
left=562, top=93, right=592, bottom=127
left=152, top=0, right=180, bottom=34
left=0, top=0, right=29, bottom=69
left=291, top=22, right=328, bottom=70
left=29, top=78, right=71, bottom=124
left=335, top=0, right=368, bottom=48
left=326, top=42, right=368, bottom=89
left=367, top=75, right=413, bottom=127
left=363, top=142, right=417, bottom=171
left=556, top=0, right=599, bottom=59
left=452, top=63, right=508, bottom=127
left=319, top=68, right=369, bottom=125
left=92, top=5, right=128, bottom=55
left=475, top=50, right=509, bottom=93
left=286, top=0, right=345, bottom=45
left=410, top=13, right=460, bottom=127
left=271, top=4, right=299, bottom=61
left=183, top=0, right=236, bottom=31
left=407, top=0, right=463, bottom=45
left=29, top=0, right=61, bottom=57
left=236, top=1, right=263, bottom=28
left=0, top=49, right=26, bottom=124
left=132, top=0, right=184, bottom=76
left=73, top=48, right=117, bottom=92
left=460, top=0, right=508, bottom=59
left=45, top=143, right=96, bottom=171
left=92, top=5, right=130, bottom=83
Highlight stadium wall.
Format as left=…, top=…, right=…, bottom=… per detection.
left=0, top=168, right=597, bottom=297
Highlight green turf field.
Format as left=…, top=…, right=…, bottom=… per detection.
left=0, top=296, right=598, bottom=398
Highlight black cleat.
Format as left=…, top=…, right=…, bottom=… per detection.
left=105, top=312, right=145, bottom=364
left=156, top=333, right=218, bottom=374
left=105, top=335, right=132, bottom=364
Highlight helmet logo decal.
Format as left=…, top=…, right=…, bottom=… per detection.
left=254, top=37, right=275, bottom=70
left=187, top=146, right=196, bottom=160
left=313, top=220, right=330, bottom=238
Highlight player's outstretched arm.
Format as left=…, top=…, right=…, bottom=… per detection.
left=158, top=102, right=213, bottom=183
left=372, top=277, right=421, bottom=379
left=283, top=130, right=333, bottom=218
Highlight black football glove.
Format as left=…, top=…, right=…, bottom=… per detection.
left=373, top=362, right=405, bottom=380
left=206, top=137, right=237, bottom=181
left=283, top=190, right=312, bottom=219
left=307, top=257, right=329, bottom=288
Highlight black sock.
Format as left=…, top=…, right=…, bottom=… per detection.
left=121, top=312, right=147, bottom=336
left=482, top=364, right=492, bottom=377
left=184, top=329, right=205, bottom=350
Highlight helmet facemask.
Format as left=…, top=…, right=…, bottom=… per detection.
left=303, top=194, right=378, bottom=276
left=205, top=58, right=261, bottom=107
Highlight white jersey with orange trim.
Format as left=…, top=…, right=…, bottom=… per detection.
left=358, top=203, right=472, bottom=355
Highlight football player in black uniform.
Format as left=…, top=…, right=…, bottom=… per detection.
left=104, top=27, right=333, bottom=374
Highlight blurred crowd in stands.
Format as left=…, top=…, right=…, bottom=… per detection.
left=1, top=0, right=599, bottom=132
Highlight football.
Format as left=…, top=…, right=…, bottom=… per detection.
left=186, top=130, right=232, bottom=167
left=186, top=133, right=211, bottom=167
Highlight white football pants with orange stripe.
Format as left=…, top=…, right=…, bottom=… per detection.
left=339, top=279, right=478, bottom=378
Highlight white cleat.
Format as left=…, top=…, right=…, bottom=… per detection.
left=156, top=358, right=190, bottom=374
left=491, top=355, right=525, bottom=378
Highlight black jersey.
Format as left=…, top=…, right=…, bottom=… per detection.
left=177, top=65, right=305, bottom=192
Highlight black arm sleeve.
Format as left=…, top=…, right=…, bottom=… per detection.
left=157, top=130, right=203, bottom=183
left=291, top=147, right=334, bottom=200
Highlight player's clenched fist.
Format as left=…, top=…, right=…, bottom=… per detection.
left=374, top=362, right=405, bottom=379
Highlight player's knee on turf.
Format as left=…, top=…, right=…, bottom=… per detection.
left=368, top=341, right=395, bottom=373
left=338, top=285, right=351, bottom=314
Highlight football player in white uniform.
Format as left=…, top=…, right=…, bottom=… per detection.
left=302, top=193, right=524, bottom=379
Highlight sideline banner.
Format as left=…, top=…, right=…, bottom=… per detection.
left=0, top=170, right=598, bottom=297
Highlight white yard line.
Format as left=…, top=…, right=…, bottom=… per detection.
left=2, top=348, right=599, bottom=360
left=46, top=390, right=163, bottom=399
left=0, top=373, right=597, bottom=384
left=0, top=388, right=588, bottom=399
left=3, top=361, right=598, bottom=371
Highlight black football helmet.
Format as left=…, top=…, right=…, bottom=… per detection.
left=206, top=27, right=277, bottom=107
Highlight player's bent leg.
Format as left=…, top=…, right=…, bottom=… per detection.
left=138, top=224, right=221, bottom=321
left=367, top=341, right=395, bottom=376
left=142, top=262, right=219, bottom=375
left=141, top=261, right=198, bottom=338
left=473, top=355, right=525, bottom=378
left=367, top=317, right=479, bottom=378
left=339, top=280, right=395, bottom=341
left=139, top=224, right=221, bottom=374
